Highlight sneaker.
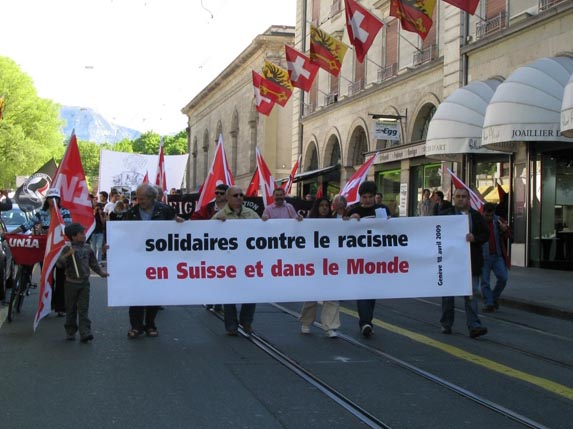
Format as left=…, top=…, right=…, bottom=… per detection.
left=482, top=305, right=496, bottom=313
left=242, top=324, right=253, bottom=334
left=326, top=330, right=338, bottom=338
left=361, top=324, right=373, bottom=338
left=469, top=327, right=488, bottom=339
left=441, top=326, right=452, bottom=334
left=227, top=329, right=238, bottom=336
left=300, top=325, right=310, bottom=334
left=80, top=334, right=94, bottom=343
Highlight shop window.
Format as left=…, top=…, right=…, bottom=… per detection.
left=376, top=169, right=401, bottom=217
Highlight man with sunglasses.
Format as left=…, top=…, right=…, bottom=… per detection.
left=192, top=184, right=229, bottom=220
left=212, top=186, right=260, bottom=336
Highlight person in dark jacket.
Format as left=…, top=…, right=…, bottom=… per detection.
left=431, top=190, right=452, bottom=215
left=123, top=183, right=182, bottom=339
left=440, top=188, right=490, bottom=338
left=57, top=223, right=109, bottom=343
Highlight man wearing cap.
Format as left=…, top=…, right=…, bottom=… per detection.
left=57, top=222, right=109, bottom=342
left=123, top=183, right=183, bottom=339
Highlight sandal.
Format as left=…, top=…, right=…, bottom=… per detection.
left=146, top=328, right=159, bottom=337
left=127, top=329, right=143, bottom=339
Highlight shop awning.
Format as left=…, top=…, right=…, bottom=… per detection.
left=482, top=56, right=573, bottom=150
left=293, top=164, right=340, bottom=183
left=426, top=80, right=507, bottom=161
left=561, top=71, right=573, bottom=138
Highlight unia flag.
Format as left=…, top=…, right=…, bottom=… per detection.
left=447, top=168, right=484, bottom=212
left=34, top=200, right=67, bottom=330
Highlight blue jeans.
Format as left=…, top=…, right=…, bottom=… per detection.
left=440, top=275, right=483, bottom=330
left=481, top=254, right=508, bottom=306
left=224, top=304, right=256, bottom=331
left=90, top=232, right=104, bottom=263
left=357, top=299, right=376, bottom=328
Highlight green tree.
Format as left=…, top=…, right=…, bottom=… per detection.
left=77, top=140, right=102, bottom=189
left=164, top=130, right=188, bottom=155
left=132, top=131, right=161, bottom=154
left=0, top=56, right=64, bottom=187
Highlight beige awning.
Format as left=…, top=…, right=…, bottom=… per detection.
left=483, top=57, right=573, bottom=150
left=561, top=71, right=573, bottom=138
left=426, top=80, right=507, bottom=161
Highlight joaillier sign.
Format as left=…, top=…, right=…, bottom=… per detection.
left=107, top=216, right=471, bottom=306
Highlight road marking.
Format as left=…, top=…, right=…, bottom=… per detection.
left=339, top=306, right=573, bottom=400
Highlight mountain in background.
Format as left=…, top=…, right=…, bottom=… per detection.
left=60, top=106, right=141, bottom=144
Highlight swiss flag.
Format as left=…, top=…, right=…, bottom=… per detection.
left=285, top=45, right=319, bottom=92
left=155, top=137, right=167, bottom=202
left=340, top=153, right=378, bottom=206
left=195, top=134, right=235, bottom=212
left=34, top=199, right=67, bottom=331
left=256, top=148, right=276, bottom=208
left=447, top=168, right=484, bottom=212
left=245, top=168, right=260, bottom=197
left=51, top=132, right=95, bottom=237
left=344, top=0, right=384, bottom=63
left=443, top=0, right=479, bottom=15
left=252, top=70, right=275, bottom=116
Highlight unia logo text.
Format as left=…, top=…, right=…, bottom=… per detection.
left=54, top=175, right=91, bottom=207
left=8, top=236, right=42, bottom=248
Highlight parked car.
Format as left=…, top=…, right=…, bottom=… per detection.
left=1, top=203, right=34, bottom=233
left=0, top=218, right=16, bottom=302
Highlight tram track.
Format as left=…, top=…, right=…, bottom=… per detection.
left=270, top=303, right=551, bottom=429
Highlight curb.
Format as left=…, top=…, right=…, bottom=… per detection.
left=500, top=297, right=573, bottom=321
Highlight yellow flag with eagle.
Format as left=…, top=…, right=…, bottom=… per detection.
left=260, top=60, right=293, bottom=107
left=309, top=25, right=349, bottom=77
left=390, top=0, right=436, bottom=40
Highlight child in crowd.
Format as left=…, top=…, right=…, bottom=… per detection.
left=57, top=223, right=109, bottom=343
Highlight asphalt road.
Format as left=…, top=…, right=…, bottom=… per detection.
left=1, top=275, right=572, bottom=429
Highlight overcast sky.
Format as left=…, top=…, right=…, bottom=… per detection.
left=1, top=0, right=296, bottom=135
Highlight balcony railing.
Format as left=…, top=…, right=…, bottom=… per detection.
left=539, top=0, right=567, bottom=11
left=348, top=79, right=364, bottom=96
left=476, top=11, right=507, bottom=39
left=325, top=92, right=338, bottom=106
left=377, top=63, right=397, bottom=82
left=413, top=44, right=437, bottom=67
left=330, top=0, right=342, bottom=16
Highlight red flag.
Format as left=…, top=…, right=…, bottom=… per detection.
left=245, top=168, right=260, bottom=197
left=155, top=138, right=167, bottom=203
left=442, top=0, right=479, bottom=15
left=282, top=155, right=301, bottom=195
left=344, top=0, right=384, bottom=63
left=340, top=153, right=378, bottom=206
left=195, top=134, right=235, bottom=212
left=285, top=45, right=319, bottom=92
left=256, top=148, right=276, bottom=208
left=142, top=171, right=149, bottom=184
left=315, top=183, right=324, bottom=199
left=52, top=133, right=95, bottom=237
left=252, top=71, right=275, bottom=116
left=34, top=200, right=67, bottom=331
left=447, top=168, right=484, bottom=212
left=390, top=0, right=435, bottom=40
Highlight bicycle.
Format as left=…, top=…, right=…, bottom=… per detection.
left=4, top=234, right=47, bottom=322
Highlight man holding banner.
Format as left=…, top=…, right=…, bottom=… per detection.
left=440, top=188, right=489, bottom=339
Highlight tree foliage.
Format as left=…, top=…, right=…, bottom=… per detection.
left=0, top=56, right=64, bottom=187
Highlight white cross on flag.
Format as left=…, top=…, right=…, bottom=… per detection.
left=252, top=71, right=275, bottom=116
left=284, top=45, right=319, bottom=92
left=344, top=0, right=383, bottom=63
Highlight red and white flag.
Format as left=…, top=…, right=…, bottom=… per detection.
left=51, top=132, right=95, bottom=237
left=195, top=134, right=235, bottom=212
left=281, top=155, right=301, bottom=195
left=245, top=168, right=260, bottom=197
left=142, top=171, right=149, bottom=184
left=155, top=137, right=167, bottom=202
left=442, top=0, right=479, bottom=15
left=252, top=71, right=275, bottom=116
left=256, top=148, right=276, bottom=208
left=340, top=153, right=378, bottom=206
left=34, top=200, right=67, bottom=331
left=447, top=168, right=484, bottom=212
left=285, top=45, right=319, bottom=92
left=344, top=0, right=384, bottom=63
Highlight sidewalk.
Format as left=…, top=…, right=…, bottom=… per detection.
left=498, top=266, right=573, bottom=321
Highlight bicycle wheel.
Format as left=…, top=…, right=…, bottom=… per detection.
left=7, top=265, right=23, bottom=322
left=15, top=266, right=32, bottom=313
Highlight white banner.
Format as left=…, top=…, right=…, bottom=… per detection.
left=107, top=216, right=471, bottom=306
left=98, top=149, right=188, bottom=193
